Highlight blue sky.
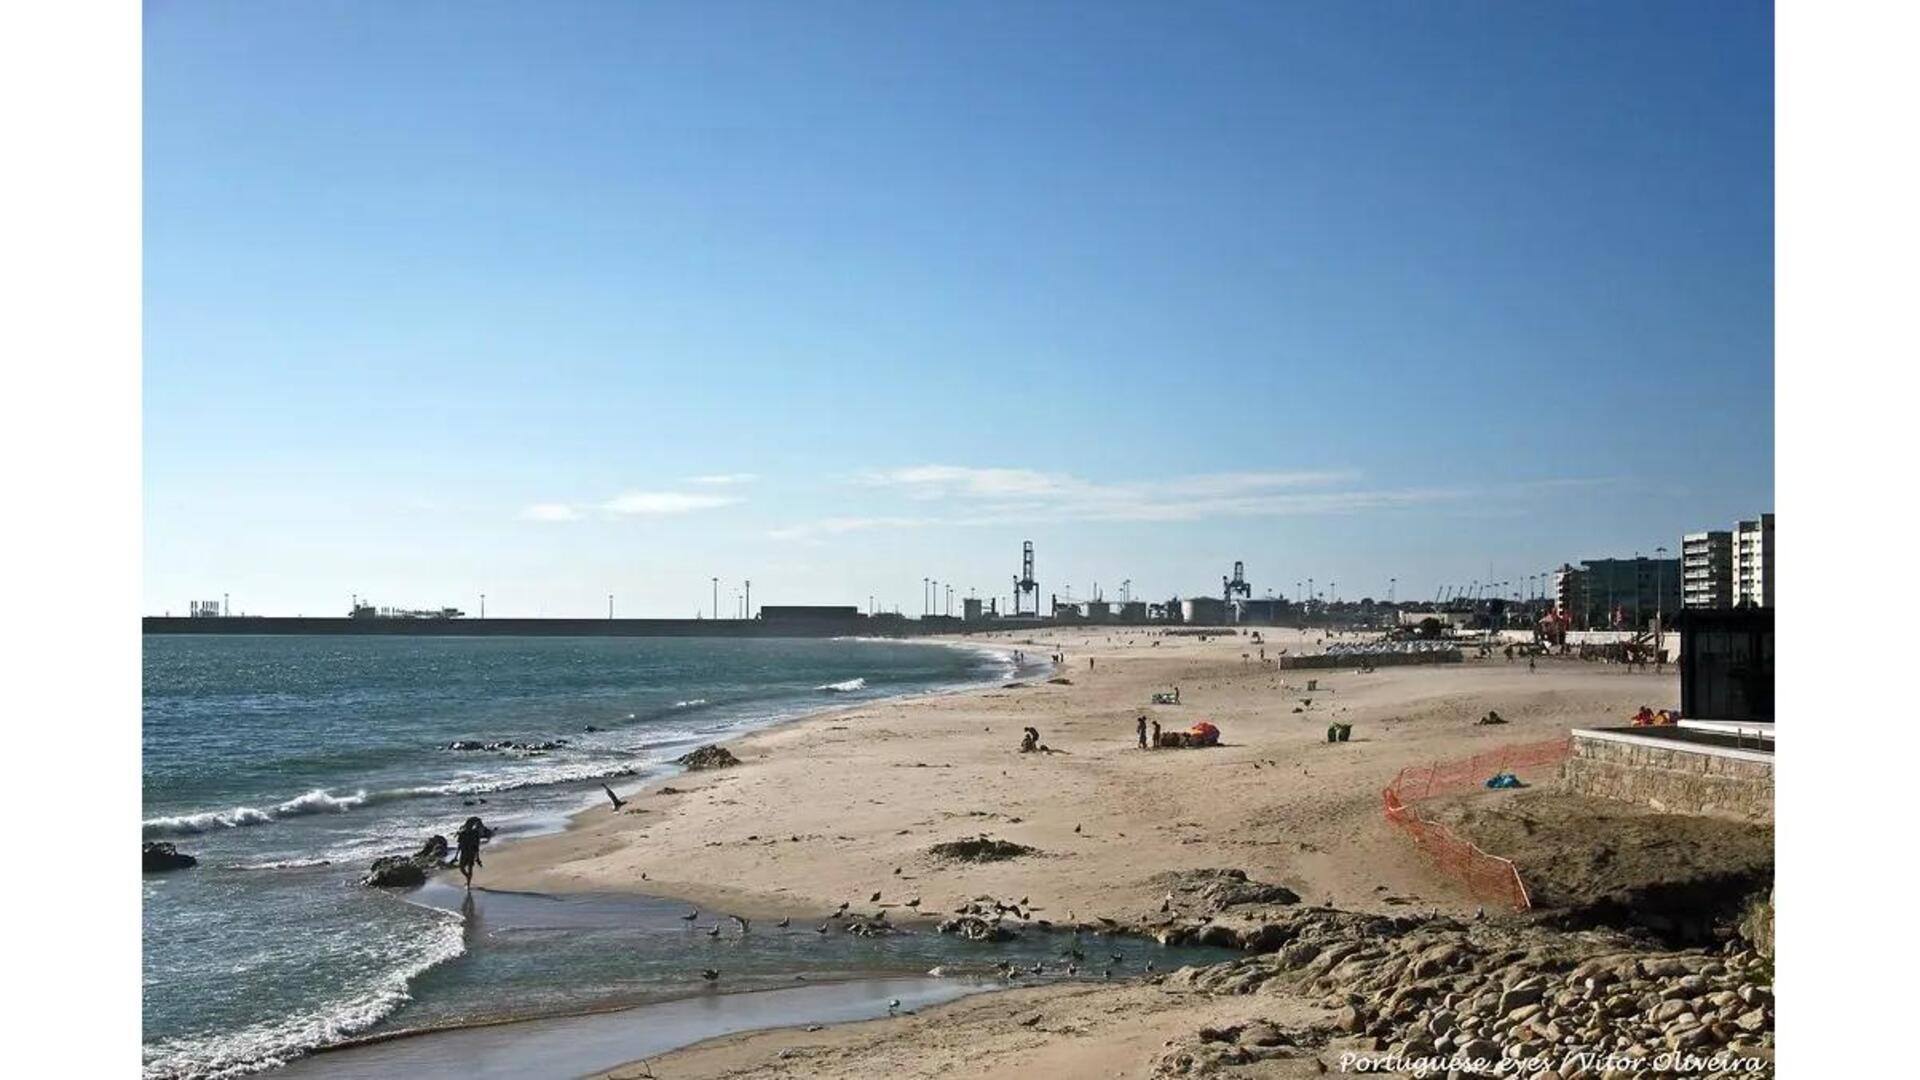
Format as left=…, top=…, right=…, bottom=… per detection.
left=144, top=1, right=1772, bottom=618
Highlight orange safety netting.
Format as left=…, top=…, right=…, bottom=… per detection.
left=1380, top=736, right=1573, bottom=911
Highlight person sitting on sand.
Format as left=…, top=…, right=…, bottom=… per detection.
left=1019, top=727, right=1040, bottom=753
left=455, top=816, right=493, bottom=889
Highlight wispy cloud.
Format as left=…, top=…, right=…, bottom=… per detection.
left=686, top=473, right=758, bottom=486
left=849, top=464, right=1395, bottom=522
left=767, top=516, right=936, bottom=542
left=522, top=489, right=743, bottom=522
left=770, top=464, right=1453, bottom=539
left=601, top=491, right=741, bottom=515
left=521, top=503, right=583, bottom=522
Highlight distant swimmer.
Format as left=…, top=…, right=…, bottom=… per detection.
left=602, top=783, right=626, bottom=811
left=455, top=816, right=493, bottom=889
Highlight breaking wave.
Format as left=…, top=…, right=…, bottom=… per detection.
left=672, top=698, right=708, bottom=708
left=814, top=677, right=866, bottom=693
left=142, top=806, right=275, bottom=837
left=141, top=907, right=465, bottom=1079
left=231, top=858, right=333, bottom=871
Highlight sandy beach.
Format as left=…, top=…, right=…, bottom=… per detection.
left=474, top=626, right=1688, bottom=1077
left=487, top=627, right=1673, bottom=921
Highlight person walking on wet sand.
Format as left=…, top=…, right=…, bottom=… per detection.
left=1528, top=656, right=1537, bottom=674
left=455, top=816, right=493, bottom=889
left=1136, top=714, right=1148, bottom=749
left=1150, top=720, right=1161, bottom=748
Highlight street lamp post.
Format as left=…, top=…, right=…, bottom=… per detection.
left=1655, top=546, right=1667, bottom=639
left=712, top=577, right=718, bottom=621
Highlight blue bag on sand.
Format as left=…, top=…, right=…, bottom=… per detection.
left=1484, top=772, right=1524, bottom=789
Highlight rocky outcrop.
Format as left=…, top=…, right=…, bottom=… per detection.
left=446, top=738, right=567, bottom=753
left=936, top=895, right=1034, bottom=941
left=1153, top=906, right=1774, bottom=1076
left=1152, top=868, right=1300, bottom=915
left=143, top=842, right=197, bottom=872
left=674, top=745, right=741, bottom=771
left=362, top=834, right=449, bottom=888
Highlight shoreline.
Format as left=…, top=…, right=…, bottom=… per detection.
left=188, top=626, right=1692, bottom=1079
left=433, top=634, right=1041, bottom=904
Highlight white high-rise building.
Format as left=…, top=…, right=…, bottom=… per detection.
left=1731, top=513, right=1775, bottom=608
left=1681, top=531, right=1733, bottom=609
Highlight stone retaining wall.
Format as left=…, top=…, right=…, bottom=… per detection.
left=1562, top=731, right=1773, bottom=820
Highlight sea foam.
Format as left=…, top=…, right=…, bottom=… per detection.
left=814, top=677, right=866, bottom=692
left=141, top=906, right=465, bottom=1079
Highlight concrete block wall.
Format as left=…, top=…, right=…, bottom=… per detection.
left=1277, top=650, right=1462, bottom=670
left=1562, top=733, right=1773, bottom=820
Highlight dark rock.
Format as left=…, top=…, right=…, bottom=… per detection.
left=936, top=915, right=1017, bottom=941
left=363, top=834, right=449, bottom=888
left=674, top=744, right=742, bottom=771
left=143, top=842, right=197, bottom=872
left=927, top=835, right=1037, bottom=863
left=1153, top=868, right=1302, bottom=914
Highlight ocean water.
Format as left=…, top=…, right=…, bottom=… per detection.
left=141, top=635, right=1026, bottom=1078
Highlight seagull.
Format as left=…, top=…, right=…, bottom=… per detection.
left=836, top=901, right=850, bottom=913
left=680, top=909, right=699, bottom=922
left=1073, top=824, right=1082, bottom=834
left=705, top=925, right=721, bottom=938
left=905, top=898, right=920, bottom=909
left=775, top=916, right=790, bottom=928
left=893, top=866, right=902, bottom=875
left=1145, top=960, right=1155, bottom=973
left=870, top=891, right=882, bottom=903
left=701, top=968, right=719, bottom=981
left=888, top=998, right=901, bottom=1015
left=731, top=914, right=751, bottom=933
left=816, top=922, right=830, bottom=934
left=602, top=784, right=626, bottom=811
